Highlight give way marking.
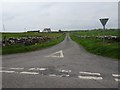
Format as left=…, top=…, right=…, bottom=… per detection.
left=78, top=71, right=103, bottom=80
left=112, top=74, right=120, bottom=82
left=45, top=50, right=64, bottom=58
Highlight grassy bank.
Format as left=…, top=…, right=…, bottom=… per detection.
left=70, top=29, right=119, bottom=60
left=2, top=33, right=65, bottom=55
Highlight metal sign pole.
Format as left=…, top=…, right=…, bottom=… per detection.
left=103, top=25, right=105, bottom=44
left=99, top=18, right=109, bottom=45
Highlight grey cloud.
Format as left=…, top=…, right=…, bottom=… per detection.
left=1, top=2, right=118, bottom=32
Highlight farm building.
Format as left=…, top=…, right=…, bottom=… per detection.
left=43, top=28, right=51, bottom=32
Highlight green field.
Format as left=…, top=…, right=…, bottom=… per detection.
left=2, top=32, right=65, bottom=55
left=70, top=29, right=119, bottom=60
left=2, top=32, right=63, bottom=39
left=72, top=29, right=118, bottom=36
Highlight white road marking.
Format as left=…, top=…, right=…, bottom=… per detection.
left=79, top=71, right=101, bottom=76
left=49, top=74, right=69, bottom=77
left=28, top=68, right=35, bottom=70
left=59, top=69, right=71, bottom=73
left=29, top=68, right=47, bottom=71
left=78, top=75, right=103, bottom=80
left=49, top=74, right=57, bottom=77
left=112, top=74, right=120, bottom=82
left=65, top=75, right=70, bottom=77
left=20, top=71, right=39, bottom=75
left=0, top=70, right=15, bottom=73
left=9, top=68, right=24, bottom=70
left=45, top=50, right=64, bottom=58
left=112, top=74, right=120, bottom=77
left=114, top=78, right=120, bottom=82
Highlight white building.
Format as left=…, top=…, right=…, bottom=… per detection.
left=42, top=28, right=51, bottom=32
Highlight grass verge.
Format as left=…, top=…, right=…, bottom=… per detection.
left=2, top=34, right=65, bottom=55
left=70, top=34, right=119, bottom=60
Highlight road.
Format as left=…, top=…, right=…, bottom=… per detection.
left=2, top=34, right=119, bottom=88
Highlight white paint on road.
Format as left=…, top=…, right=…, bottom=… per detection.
left=78, top=75, right=103, bottom=80
left=112, top=74, right=120, bottom=77
left=112, top=74, right=120, bottom=82
left=48, top=74, right=69, bottom=77
left=58, top=69, right=71, bottom=73
left=9, top=68, right=24, bottom=70
left=45, top=50, right=64, bottom=58
left=29, top=68, right=47, bottom=71
left=65, top=75, right=70, bottom=77
left=114, top=78, right=120, bottom=82
left=79, top=71, right=101, bottom=76
left=20, top=71, right=39, bottom=75
left=0, top=70, right=15, bottom=73
left=49, top=74, right=57, bottom=77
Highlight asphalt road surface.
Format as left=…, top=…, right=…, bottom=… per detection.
left=2, top=33, right=119, bottom=88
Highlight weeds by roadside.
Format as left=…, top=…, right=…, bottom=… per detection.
left=70, top=29, right=119, bottom=60
left=2, top=33, right=65, bottom=55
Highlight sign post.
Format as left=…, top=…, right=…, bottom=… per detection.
left=99, top=18, right=109, bottom=44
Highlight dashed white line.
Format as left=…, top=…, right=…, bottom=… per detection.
left=28, top=68, right=35, bottom=70
left=48, top=74, right=69, bottom=77
left=59, top=69, right=71, bottom=73
left=66, top=75, right=70, bottom=77
left=29, top=68, right=47, bottom=71
left=78, top=76, right=103, bottom=80
left=112, top=74, right=120, bottom=82
left=20, top=71, right=39, bottom=75
left=112, top=74, right=120, bottom=77
left=0, top=70, right=15, bottom=73
left=79, top=71, right=101, bottom=76
left=49, top=74, right=57, bottom=77
left=114, top=78, right=120, bottom=82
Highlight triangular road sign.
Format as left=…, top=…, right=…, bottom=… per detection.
left=99, top=18, right=109, bottom=26
left=45, top=50, right=64, bottom=58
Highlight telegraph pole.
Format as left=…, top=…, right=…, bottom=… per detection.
left=3, top=24, right=5, bottom=32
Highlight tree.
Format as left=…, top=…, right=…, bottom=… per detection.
left=59, top=29, right=62, bottom=32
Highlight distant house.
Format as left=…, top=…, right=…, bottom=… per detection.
left=43, top=28, right=51, bottom=32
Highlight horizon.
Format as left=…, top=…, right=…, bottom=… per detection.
left=1, top=28, right=118, bottom=33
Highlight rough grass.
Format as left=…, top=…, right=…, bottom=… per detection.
left=2, top=33, right=65, bottom=55
left=73, top=29, right=118, bottom=36
left=2, top=32, right=63, bottom=39
left=70, top=31, right=119, bottom=60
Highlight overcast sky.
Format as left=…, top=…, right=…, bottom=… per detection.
left=1, top=1, right=118, bottom=32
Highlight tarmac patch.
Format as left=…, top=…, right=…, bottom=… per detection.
left=9, top=68, right=24, bottom=70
